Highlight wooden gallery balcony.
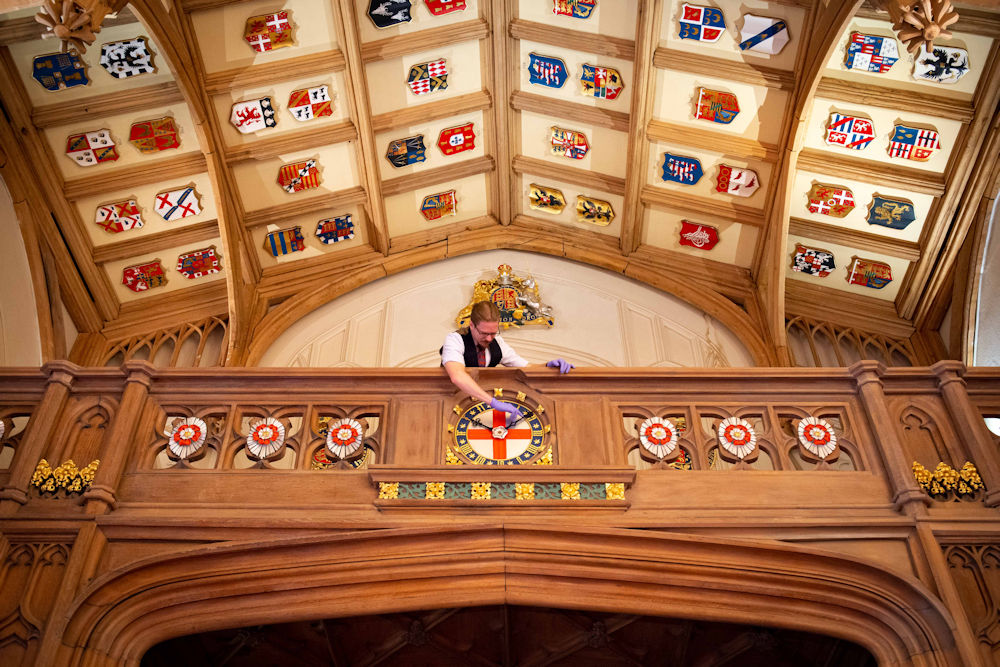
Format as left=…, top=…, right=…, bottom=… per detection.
left=1, top=361, right=998, bottom=523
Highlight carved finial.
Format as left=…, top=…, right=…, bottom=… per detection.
left=881, top=0, right=960, bottom=55
left=34, top=0, right=128, bottom=53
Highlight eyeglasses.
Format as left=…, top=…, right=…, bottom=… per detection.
left=472, top=322, right=499, bottom=339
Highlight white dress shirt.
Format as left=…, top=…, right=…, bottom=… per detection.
left=440, top=331, right=528, bottom=368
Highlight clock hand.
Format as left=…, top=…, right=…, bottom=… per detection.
left=470, top=415, right=493, bottom=431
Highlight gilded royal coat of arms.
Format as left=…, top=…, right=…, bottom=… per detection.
left=456, top=264, right=554, bottom=329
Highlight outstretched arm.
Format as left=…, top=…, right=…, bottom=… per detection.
left=444, top=361, right=494, bottom=404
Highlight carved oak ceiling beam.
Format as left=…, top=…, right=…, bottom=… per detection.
left=814, top=77, right=974, bottom=122
left=640, top=185, right=767, bottom=228
left=795, top=149, right=946, bottom=196
left=31, top=82, right=185, bottom=128
left=510, top=91, right=630, bottom=132
left=787, top=217, right=921, bottom=261
left=369, top=90, right=492, bottom=135
left=360, top=18, right=488, bottom=63
left=91, top=219, right=220, bottom=265
left=62, top=153, right=207, bottom=200
left=203, top=50, right=346, bottom=96
left=380, top=155, right=494, bottom=197
left=103, top=280, right=229, bottom=341
left=509, top=18, right=636, bottom=60
left=512, top=154, right=625, bottom=196
left=388, top=215, right=499, bottom=255
left=485, top=0, right=513, bottom=226
left=646, top=120, right=780, bottom=162
left=242, top=186, right=367, bottom=229
left=785, top=278, right=915, bottom=338
left=223, top=121, right=358, bottom=164
left=653, top=47, right=795, bottom=91
left=0, top=6, right=136, bottom=45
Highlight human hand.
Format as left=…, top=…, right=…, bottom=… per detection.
left=546, top=358, right=574, bottom=374
left=489, top=398, right=524, bottom=427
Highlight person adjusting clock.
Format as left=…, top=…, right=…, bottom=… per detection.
left=440, top=300, right=574, bottom=424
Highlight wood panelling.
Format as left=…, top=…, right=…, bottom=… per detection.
left=510, top=19, right=636, bottom=60
left=646, top=120, right=780, bottom=162
left=511, top=91, right=630, bottom=132
left=32, top=83, right=185, bottom=128
left=203, top=50, right=347, bottom=96
left=92, top=220, right=221, bottom=264
left=788, top=217, right=922, bottom=262
left=361, top=19, right=490, bottom=63
left=62, top=154, right=209, bottom=200
left=797, top=149, right=946, bottom=197
left=370, top=90, right=493, bottom=134
left=242, top=186, right=368, bottom=228
left=225, top=121, right=358, bottom=164
left=653, top=47, right=795, bottom=90
left=512, top=155, right=626, bottom=195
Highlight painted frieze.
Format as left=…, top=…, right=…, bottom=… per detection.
left=738, top=14, right=789, bottom=55
left=244, top=11, right=293, bottom=52
left=580, top=64, right=623, bottom=100
left=122, top=259, right=166, bottom=292
left=438, top=123, right=475, bottom=155
left=421, top=190, right=457, bottom=220
left=678, top=3, right=724, bottom=42
left=695, top=88, right=739, bottom=124
left=791, top=243, right=836, bottom=277
left=716, top=165, right=759, bottom=197
left=154, top=186, right=201, bottom=221
left=661, top=153, right=703, bottom=185
left=554, top=0, right=596, bottom=19
left=888, top=124, right=940, bottom=161
left=679, top=221, right=719, bottom=250
left=407, top=59, right=448, bottom=95
left=845, top=32, right=898, bottom=73
left=315, top=214, right=354, bottom=244
left=129, top=116, right=180, bottom=153
left=528, top=184, right=566, bottom=214
left=66, top=129, right=118, bottom=166
left=847, top=256, right=893, bottom=289
left=425, top=0, right=465, bottom=15
left=913, top=44, right=969, bottom=84
left=99, top=37, right=155, bottom=78
left=230, top=97, right=276, bottom=134
left=867, top=195, right=916, bottom=230
left=176, top=246, right=221, bottom=279
left=95, top=199, right=143, bottom=233
left=264, top=226, right=306, bottom=256
left=288, top=85, right=333, bottom=121
left=277, top=159, right=321, bottom=193
left=550, top=126, right=589, bottom=159
left=824, top=113, right=875, bottom=150
left=806, top=183, right=855, bottom=217
left=368, top=0, right=411, bottom=28
left=386, top=135, right=426, bottom=167
left=32, top=50, right=87, bottom=91
left=528, top=53, right=567, bottom=88
left=576, top=195, right=614, bottom=226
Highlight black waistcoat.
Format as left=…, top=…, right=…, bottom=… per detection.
left=440, top=330, right=502, bottom=367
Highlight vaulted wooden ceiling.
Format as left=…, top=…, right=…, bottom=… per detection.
left=0, top=0, right=997, bottom=365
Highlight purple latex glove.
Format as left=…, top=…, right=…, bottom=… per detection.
left=546, top=358, right=574, bottom=374
left=489, top=398, right=523, bottom=427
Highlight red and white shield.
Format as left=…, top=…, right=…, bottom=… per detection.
left=122, top=260, right=167, bottom=293
left=95, top=199, right=143, bottom=233
left=679, top=220, right=719, bottom=250
left=465, top=408, right=534, bottom=460
left=288, top=85, right=333, bottom=122
left=437, top=123, right=475, bottom=155
left=65, top=129, right=118, bottom=167
left=716, top=164, right=759, bottom=197
left=128, top=116, right=180, bottom=153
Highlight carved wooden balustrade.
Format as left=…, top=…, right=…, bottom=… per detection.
left=0, top=360, right=998, bottom=517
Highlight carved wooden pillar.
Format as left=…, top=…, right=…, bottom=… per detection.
left=932, top=361, right=1000, bottom=507
left=0, top=361, right=77, bottom=510
left=849, top=361, right=929, bottom=515
left=82, top=361, right=155, bottom=514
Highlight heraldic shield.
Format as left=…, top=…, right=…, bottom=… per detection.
left=455, top=264, right=554, bottom=329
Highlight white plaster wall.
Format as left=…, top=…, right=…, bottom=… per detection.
left=0, top=179, right=42, bottom=366
left=258, top=250, right=753, bottom=368
left=974, top=196, right=1000, bottom=366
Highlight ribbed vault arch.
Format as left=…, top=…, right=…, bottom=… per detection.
left=57, top=525, right=957, bottom=666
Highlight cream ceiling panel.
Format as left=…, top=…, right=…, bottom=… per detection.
left=44, top=103, right=201, bottom=179
left=374, top=110, right=485, bottom=180
left=77, top=172, right=218, bottom=247
left=651, top=69, right=788, bottom=145
left=517, top=173, right=622, bottom=238
left=384, top=172, right=488, bottom=236
left=516, top=40, right=633, bottom=111
left=254, top=204, right=366, bottom=265
left=103, top=236, right=225, bottom=302
left=357, top=0, right=481, bottom=42
left=518, top=0, right=639, bottom=40
left=791, top=170, right=934, bottom=244
left=804, top=97, right=963, bottom=172
left=822, top=17, right=990, bottom=97
left=519, top=110, right=627, bottom=178
left=10, top=22, right=172, bottom=106
left=365, top=40, right=483, bottom=116
left=213, top=72, right=351, bottom=147
left=191, top=0, right=339, bottom=74
left=660, top=0, right=806, bottom=72
left=647, top=141, right=773, bottom=208
left=232, top=142, right=360, bottom=212
left=642, top=207, right=757, bottom=268
left=784, top=234, right=910, bottom=301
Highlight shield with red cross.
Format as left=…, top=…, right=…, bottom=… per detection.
left=154, top=186, right=202, bottom=222
left=244, top=11, right=294, bottom=53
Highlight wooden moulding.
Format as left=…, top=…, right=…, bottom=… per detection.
left=105, top=281, right=230, bottom=340
left=511, top=155, right=626, bottom=196
left=369, top=90, right=492, bottom=134
left=32, top=83, right=185, bottom=129
left=652, top=47, right=795, bottom=91
left=627, top=244, right=754, bottom=301
left=361, top=19, right=490, bottom=63
left=856, top=3, right=1000, bottom=38
left=241, top=186, right=367, bottom=228
left=387, top=215, right=499, bottom=254
left=224, top=120, right=358, bottom=164
left=62, top=154, right=208, bottom=200
left=509, top=19, right=636, bottom=60
left=369, top=466, right=636, bottom=483
left=0, top=8, right=138, bottom=45
left=646, top=119, right=780, bottom=162
left=787, top=217, right=922, bottom=262
left=91, top=219, right=221, bottom=265
left=258, top=245, right=386, bottom=287
left=640, top=185, right=767, bottom=227
left=815, top=77, right=974, bottom=123
left=797, top=148, right=946, bottom=197
left=203, top=50, right=347, bottom=96
left=784, top=278, right=915, bottom=339
left=381, top=155, right=495, bottom=196
left=510, top=91, right=630, bottom=132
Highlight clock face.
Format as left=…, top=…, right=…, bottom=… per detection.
left=453, top=398, right=546, bottom=464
